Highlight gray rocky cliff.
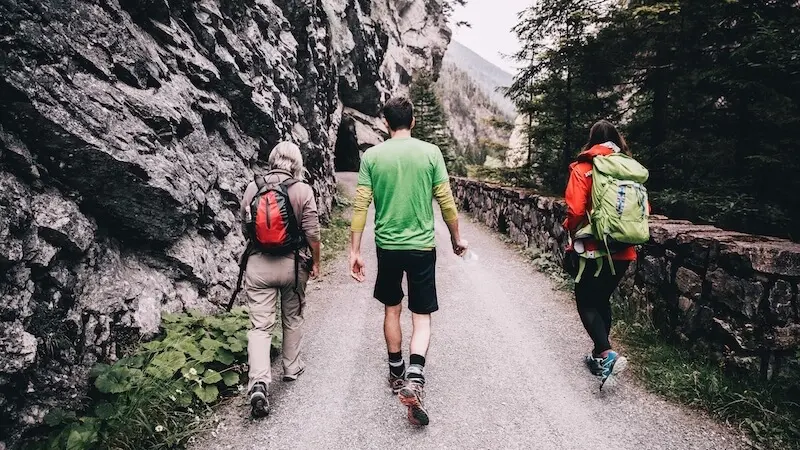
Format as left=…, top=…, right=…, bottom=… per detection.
left=0, top=0, right=450, bottom=444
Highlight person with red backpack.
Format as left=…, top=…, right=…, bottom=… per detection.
left=563, top=120, right=650, bottom=390
left=237, top=141, right=321, bottom=417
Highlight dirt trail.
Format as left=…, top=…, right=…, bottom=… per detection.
left=199, top=172, right=745, bottom=450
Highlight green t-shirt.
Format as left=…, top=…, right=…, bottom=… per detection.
left=357, top=137, right=449, bottom=250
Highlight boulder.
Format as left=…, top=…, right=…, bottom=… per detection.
left=766, top=280, right=794, bottom=325
left=770, top=324, right=800, bottom=350
left=0, top=173, right=31, bottom=266
left=31, top=192, right=96, bottom=255
left=0, top=266, right=34, bottom=322
left=23, top=232, right=59, bottom=269
left=638, top=255, right=667, bottom=286
left=706, top=268, right=765, bottom=320
left=719, top=238, right=800, bottom=277
left=675, top=267, right=703, bottom=301
left=712, top=317, right=756, bottom=352
left=678, top=296, right=695, bottom=313
left=0, top=322, right=37, bottom=374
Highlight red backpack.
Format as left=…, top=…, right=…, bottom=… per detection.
left=245, top=176, right=306, bottom=254
left=228, top=175, right=308, bottom=310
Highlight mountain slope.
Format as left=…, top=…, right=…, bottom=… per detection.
left=443, top=41, right=516, bottom=117
left=436, top=41, right=516, bottom=166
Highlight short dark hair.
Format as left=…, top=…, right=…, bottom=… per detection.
left=382, top=97, right=414, bottom=131
left=584, top=120, right=630, bottom=155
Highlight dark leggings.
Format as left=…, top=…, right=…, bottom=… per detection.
left=575, top=260, right=630, bottom=356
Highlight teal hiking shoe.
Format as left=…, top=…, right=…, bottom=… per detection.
left=599, top=351, right=628, bottom=390
left=584, top=354, right=603, bottom=376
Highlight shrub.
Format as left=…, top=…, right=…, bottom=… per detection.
left=32, top=309, right=251, bottom=450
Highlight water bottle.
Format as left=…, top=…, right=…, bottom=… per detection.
left=459, top=239, right=479, bottom=263
left=462, top=249, right=480, bottom=262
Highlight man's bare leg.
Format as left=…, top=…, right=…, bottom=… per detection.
left=385, top=304, right=406, bottom=392
left=384, top=304, right=402, bottom=353
left=409, top=312, right=431, bottom=357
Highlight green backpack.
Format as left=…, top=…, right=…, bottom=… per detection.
left=573, top=152, right=650, bottom=281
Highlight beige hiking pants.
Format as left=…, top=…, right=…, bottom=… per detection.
left=245, top=253, right=309, bottom=391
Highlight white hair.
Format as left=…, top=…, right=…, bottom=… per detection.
left=268, top=141, right=305, bottom=179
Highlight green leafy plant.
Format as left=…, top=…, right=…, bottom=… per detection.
left=32, top=309, right=251, bottom=450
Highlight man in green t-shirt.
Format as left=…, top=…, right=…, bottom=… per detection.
left=350, top=96, right=467, bottom=426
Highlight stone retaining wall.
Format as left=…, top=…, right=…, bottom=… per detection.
left=451, top=177, right=800, bottom=379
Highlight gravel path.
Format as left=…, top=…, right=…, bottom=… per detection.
left=198, top=172, right=746, bottom=450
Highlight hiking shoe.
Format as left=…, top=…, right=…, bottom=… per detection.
left=388, top=371, right=406, bottom=394
left=584, top=354, right=604, bottom=376
left=599, top=351, right=628, bottom=390
left=249, top=382, right=270, bottom=418
left=283, top=367, right=305, bottom=382
left=398, top=381, right=429, bottom=426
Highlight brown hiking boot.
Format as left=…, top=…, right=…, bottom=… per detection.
left=397, top=380, right=429, bottom=426
left=388, top=371, right=406, bottom=394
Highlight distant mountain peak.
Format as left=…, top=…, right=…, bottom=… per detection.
left=443, top=41, right=516, bottom=118
left=448, top=41, right=514, bottom=78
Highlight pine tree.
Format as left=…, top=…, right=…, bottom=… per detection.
left=507, top=0, right=617, bottom=191
left=410, top=70, right=466, bottom=176
left=506, top=0, right=800, bottom=238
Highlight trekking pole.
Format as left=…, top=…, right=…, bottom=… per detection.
left=226, top=244, right=251, bottom=311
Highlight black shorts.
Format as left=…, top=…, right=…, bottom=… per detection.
left=374, top=248, right=438, bottom=314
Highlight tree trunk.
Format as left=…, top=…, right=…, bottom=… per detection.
left=563, top=66, right=573, bottom=175
left=526, top=93, right=534, bottom=167
left=651, top=44, right=668, bottom=148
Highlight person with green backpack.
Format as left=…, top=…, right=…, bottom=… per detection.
left=563, top=120, right=650, bottom=389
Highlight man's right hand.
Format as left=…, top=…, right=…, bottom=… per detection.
left=350, top=252, right=366, bottom=282
left=451, top=237, right=468, bottom=256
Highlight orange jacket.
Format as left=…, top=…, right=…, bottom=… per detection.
left=563, top=144, right=638, bottom=261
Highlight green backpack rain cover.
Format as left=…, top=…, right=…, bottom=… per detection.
left=574, top=152, right=650, bottom=281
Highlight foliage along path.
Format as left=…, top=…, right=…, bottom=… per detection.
left=198, top=173, right=745, bottom=450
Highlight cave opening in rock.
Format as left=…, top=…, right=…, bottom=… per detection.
left=334, top=116, right=361, bottom=172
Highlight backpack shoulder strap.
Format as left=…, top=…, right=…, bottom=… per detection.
left=277, top=179, right=305, bottom=236
left=281, top=178, right=301, bottom=189
left=255, top=175, right=267, bottom=190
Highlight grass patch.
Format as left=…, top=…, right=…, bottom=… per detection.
left=29, top=309, right=251, bottom=450
left=320, top=185, right=352, bottom=266
left=612, top=311, right=800, bottom=449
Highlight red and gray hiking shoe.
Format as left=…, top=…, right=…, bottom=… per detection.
left=389, top=371, right=406, bottom=394
left=398, top=380, right=429, bottom=426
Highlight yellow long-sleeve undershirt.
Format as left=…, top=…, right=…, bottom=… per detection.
left=351, top=185, right=372, bottom=233
left=433, top=182, right=458, bottom=223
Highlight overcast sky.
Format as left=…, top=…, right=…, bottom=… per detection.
left=451, top=0, right=529, bottom=75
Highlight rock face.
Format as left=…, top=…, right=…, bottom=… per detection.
left=451, top=177, right=800, bottom=381
left=0, top=0, right=449, bottom=444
